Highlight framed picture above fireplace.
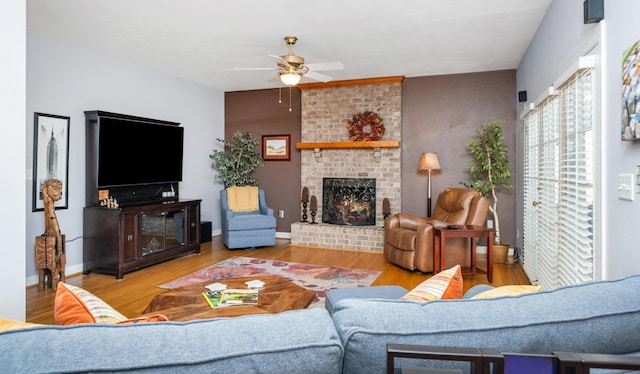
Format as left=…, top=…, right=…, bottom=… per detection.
left=262, top=134, right=290, bottom=161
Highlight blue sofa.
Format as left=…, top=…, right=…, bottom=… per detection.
left=0, top=308, right=342, bottom=373
left=330, top=274, right=640, bottom=373
left=220, top=188, right=276, bottom=249
left=2, top=276, right=639, bottom=373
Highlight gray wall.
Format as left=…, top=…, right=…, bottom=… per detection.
left=517, top=0, right=640, bottom=279
left=25, top=31, right=224, bottom=285
left=1, top=2, right=27, bottom=320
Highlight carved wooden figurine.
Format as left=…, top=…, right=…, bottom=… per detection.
left=35, top=179, right=66, bottom=291
left=301, top=186, right=309, bottom=222
left=383, top=197, right=391, bottom=219
left=309, top=195, right=318, bottom=224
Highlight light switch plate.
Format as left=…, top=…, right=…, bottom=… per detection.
left=618, top=173, right=634, bottom=201
left=637, top=165, right=640, bottom=193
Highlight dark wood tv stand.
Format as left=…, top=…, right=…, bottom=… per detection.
left=83, top=198, right=201, bottom=279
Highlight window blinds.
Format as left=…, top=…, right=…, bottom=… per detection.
left=522, top=68, right=595, bottom=290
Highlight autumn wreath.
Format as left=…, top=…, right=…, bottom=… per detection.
left=346, top=111, right=385, bottom=141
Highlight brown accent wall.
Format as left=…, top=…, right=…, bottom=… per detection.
left=224, top=88, right=301, bottom=233
left=401, top=70, right=517, bottom=246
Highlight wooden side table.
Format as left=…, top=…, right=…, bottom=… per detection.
left=433, top=225, right=493, bottom=283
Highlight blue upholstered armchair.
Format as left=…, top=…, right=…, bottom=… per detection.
left=220, top=188, right=276, bottom=249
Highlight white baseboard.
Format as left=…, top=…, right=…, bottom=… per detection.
left=477, top=245, right=488, bottom=255
left=276, top=232, right=291, bottom=239
left=476, top=245, right=514, bottom=255
left=26, top=263, right=84, bottom=287
left=209, top=229, right=290, bottom=240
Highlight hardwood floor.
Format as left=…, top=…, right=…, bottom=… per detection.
left=26, top=237, right=530, bottom=324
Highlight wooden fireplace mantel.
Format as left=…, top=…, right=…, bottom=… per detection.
left=296, top=140, right=400, bottom=149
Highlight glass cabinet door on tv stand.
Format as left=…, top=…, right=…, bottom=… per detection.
left=141, top=209, right=186, bottom=256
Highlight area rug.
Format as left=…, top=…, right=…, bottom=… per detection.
left=159, top=256, right=381, bottom=308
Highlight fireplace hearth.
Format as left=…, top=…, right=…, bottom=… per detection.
left=322, top=178, right=376, bottom=226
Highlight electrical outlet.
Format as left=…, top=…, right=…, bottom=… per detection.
left=278, top=210, right=284, bottom=218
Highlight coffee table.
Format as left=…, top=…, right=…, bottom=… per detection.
left=142, top=275, right=316, bottom=321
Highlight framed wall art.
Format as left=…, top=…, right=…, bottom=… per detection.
left=262, top=134, right=290, bottom=161
left=32, top=112, right=70, bottom=211
left=622, top=39, right=640, bottom=140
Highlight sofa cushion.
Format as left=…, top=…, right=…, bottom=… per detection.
left=226, top=213, right=276, bottom=231
left=0, top=308, right=343, bottom=373
left=462, top=284, right=495, bottom=299
left=471, top=285, right=541, bottom=299
left=325, top=285, right=409, bottom=315
left=226, top=186, right=259, bottom=212
left=332, top=274, right=640, bottom=374
left=400, top=264, right=463, bottom=302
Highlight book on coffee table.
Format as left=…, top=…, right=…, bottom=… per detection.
left=202, top=291, right=224, bottom=308
left=220, top=289, right=259, bottom=306
left=202, top=289, right=259, bottom=308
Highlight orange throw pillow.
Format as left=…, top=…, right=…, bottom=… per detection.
left=55, top=282, right=169, bottom=325
left=400, top=264, right=463, bottom=302
left=54, top=282, right=127, bottom=325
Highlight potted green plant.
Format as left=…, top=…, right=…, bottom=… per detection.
left=209, top=131, right=264, bottom=187
left=461, top=121, right=512, bottom=263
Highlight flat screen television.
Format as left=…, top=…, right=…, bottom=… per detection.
left=96, top=116, right=184, bottom=188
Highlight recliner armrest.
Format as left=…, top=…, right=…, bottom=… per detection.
left=389, top=213, right=430, bottom=231
left=425, top=219, right=448, bottom=229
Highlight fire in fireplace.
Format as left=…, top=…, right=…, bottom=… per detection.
left=322, top=178, right=376, bottom=226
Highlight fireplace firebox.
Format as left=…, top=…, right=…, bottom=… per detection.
left=322, top=178, right=376, bottom=226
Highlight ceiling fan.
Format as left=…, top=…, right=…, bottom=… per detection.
left=235, top=36, right=344, bottom=86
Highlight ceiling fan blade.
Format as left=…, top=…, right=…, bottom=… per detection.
left=269, top=54, right=291, bottom=68
left=305, top=70, right=334, bottom=83
left=305, top=61, right=344, bottom=71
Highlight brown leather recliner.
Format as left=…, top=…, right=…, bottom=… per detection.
left=384, top=188, right=490, bottom=273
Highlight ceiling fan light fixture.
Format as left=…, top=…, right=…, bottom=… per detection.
left=280, top=71, right=302, bottom=86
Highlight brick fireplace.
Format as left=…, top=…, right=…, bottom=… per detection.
left=290, top=77, right=403, bottom=252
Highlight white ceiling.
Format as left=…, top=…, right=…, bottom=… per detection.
left=26, top=0, right=551, bottom=92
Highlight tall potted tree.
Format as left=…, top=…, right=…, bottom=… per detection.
left=461, top=121, right=512, bottom=263
left=209, top=131, right=264, bottom=187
